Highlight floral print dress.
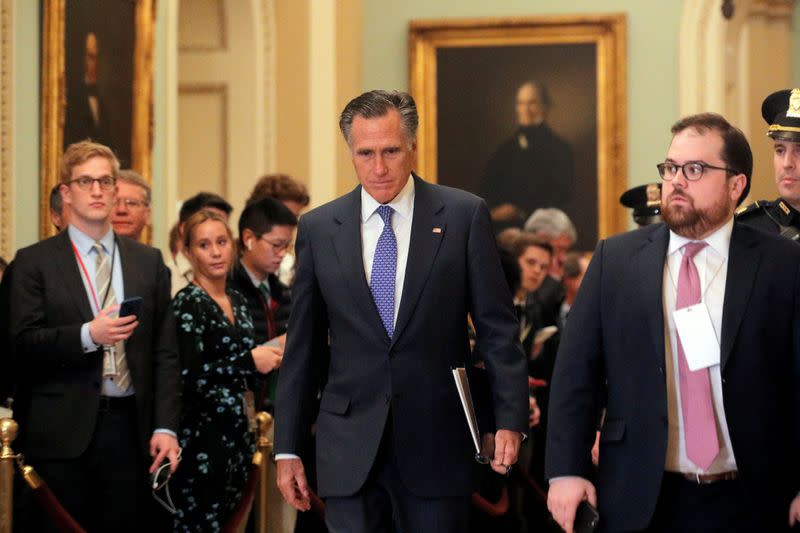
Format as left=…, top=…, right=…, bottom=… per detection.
left=171, top=283, right=258, bottom=532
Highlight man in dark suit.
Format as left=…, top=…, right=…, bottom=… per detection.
left=546, top=113, right=800, bottom=532
left=9, top=141, right=181, bottom=532
left=275, top=90, right=529, bottom=532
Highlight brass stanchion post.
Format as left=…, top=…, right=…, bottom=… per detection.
left=0, top=418, right=19, bottom=533
left=253, top=412, right=273, bottom=533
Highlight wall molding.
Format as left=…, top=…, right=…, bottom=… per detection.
left=0, top=0, right=13, bottom=258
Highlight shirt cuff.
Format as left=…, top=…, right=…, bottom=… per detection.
left=81, top=323, right=100, bottom=353
left=549, top=475, right=589, bottom=485
left=153, top=428, right=178, bottom=438
left=274, top=453, right=300, bottom=461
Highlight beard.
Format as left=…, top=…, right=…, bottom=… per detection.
left=662, top=190, right=731, bottom=239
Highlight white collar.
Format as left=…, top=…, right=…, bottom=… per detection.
left=360, top=174, right=415, bottom=223
left=668, top=217, right=733, bottom=260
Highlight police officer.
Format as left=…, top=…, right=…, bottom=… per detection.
left=620, top=183, right=662, bottom=227
left=736, top=88, right=800, bottom=240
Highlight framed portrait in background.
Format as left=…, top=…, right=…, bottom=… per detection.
left=409, top=15, right=627, bottom=249
left=40, top=0, right=154, bottom=239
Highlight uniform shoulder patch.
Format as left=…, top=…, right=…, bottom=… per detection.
left=735, top=200, right=771, bottom=217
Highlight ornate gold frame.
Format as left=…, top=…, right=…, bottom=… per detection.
left=39, top=0, right=154, bottom=240
left=409, top=14, right=628, bottom=239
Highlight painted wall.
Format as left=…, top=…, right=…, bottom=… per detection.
left=362, top=0, right=682, bottom=232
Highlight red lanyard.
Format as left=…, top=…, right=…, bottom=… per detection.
left=71, top=238, right=116, bottom=312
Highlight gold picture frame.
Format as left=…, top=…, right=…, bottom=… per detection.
left=409, top=14, right=627, bottom=244
left=40, top=0, right=154, bottom=240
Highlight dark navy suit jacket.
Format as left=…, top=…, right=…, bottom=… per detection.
left=275, top=175, right=528, bottom=498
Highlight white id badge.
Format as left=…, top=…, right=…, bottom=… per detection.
left=672, top=303, right=720, bottom=370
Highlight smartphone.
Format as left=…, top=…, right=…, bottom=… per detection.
left=119, top=296, right=143, bottom=318
left=574, top=501, right=600, bottom=533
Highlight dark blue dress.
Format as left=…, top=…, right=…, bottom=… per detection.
left=171, top=283, right=257, bottom=532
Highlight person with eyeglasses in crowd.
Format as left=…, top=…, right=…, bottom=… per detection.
left=8, top=140, right=181, bottom=532
left=228, top=197, right=297, bottom=412
left=111, top=169, right=151, bottom=241
left=169, top=209, right=279, bottom=532
left=546, top=113, right=800, bottom=532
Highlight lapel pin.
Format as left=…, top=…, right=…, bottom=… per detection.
left=432, top=227, right=442, bottom=233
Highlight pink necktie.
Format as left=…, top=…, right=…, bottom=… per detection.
left=676, top=241, right=719, bottom=470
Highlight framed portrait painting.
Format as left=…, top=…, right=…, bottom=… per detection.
left=409, top=15, right=627, bottom=249
left=40, top=0, right=154, bottom=239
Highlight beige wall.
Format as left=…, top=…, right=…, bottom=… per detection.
left=275, top=0, right=310, bottom=193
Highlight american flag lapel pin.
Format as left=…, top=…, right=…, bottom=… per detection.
left=432, top=227, right=442, bottom=234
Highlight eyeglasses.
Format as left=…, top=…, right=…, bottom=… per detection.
left=151, top=448, right=182, bottom=514
left=115, top=197, right=149, bottom=210
left=258, top=236, right=292, bottom=253
left=67, top=175, right=116, bottom=191
left=656, top=162, right=739, bottom=182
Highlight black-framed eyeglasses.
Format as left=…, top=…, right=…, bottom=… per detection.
left=656, top=162, right=739, bottom=182
left=67, top=175, right=116, bottom=191
left=258, top=236, right=292, bottom=253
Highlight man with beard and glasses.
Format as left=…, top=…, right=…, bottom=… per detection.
left=737, top=88, right=800, bottom=240
left=545, top=113, right=800, bottom=533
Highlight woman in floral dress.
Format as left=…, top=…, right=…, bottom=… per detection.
left=170, top=209, right=277, bottom=532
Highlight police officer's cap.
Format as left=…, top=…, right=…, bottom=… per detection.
left=762, top=88, right=800, bottom=143
left=620, top=183, right=662, bottom=226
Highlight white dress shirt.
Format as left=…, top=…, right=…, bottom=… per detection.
left=70, top=224, right=131, bottom=397
left=360, top=175, right=415, bottom=327
left=662, top=218, right=737, bottom=474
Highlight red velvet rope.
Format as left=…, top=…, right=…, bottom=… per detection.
left=471, top=486, right=510, bottom=517
left=28, top=478, right=87, bottom=533
left=222, top=464, right=260, bottom=533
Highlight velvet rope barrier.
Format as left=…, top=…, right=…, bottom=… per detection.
left=471, top=486, right=510, bottom=517
left=21, top=465, right=87, bottom=533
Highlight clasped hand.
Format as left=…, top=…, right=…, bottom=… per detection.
left=89, top=304, right=138, bottom=346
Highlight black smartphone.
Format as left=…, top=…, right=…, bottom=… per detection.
left=119, top=296, right=143, bottom=318
left=574, top=501, right=600, bottom=533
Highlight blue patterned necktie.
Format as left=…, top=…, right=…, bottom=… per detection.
left=371, top=205, right=397, bottom=338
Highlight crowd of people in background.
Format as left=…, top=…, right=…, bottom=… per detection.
left=3, top=85, right=800, bottom=533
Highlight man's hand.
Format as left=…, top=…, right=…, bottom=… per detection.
left=149, top=433, right=181, bottom=474
left=491, top=429, right=522, bottom=475
left=89, top=304, right=138, bottom=346
left=277, top=458, right=311, bottom=511
left=548, top=477, right=597, bottom=533
left=251, top=345, right=283, bottom=373
left=789, top=493, right=800, bottom=526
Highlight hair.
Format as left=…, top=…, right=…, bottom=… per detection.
left=182, top=209, right=233, bottom=250
left=238, top=197, right=298, bottom=242
left=179, top=192, right=233, bottom=223
left=59, top=141, right=120, bottom=184
left=512, top=232, right=553, bottom=259
left=562, top=251, right=585, bottom=279
left=670, top=112, right=753, bottom=205
left=523, top=208, right=578, bottom=243
left=0, top=256, right=7, bottom=275
left=339, top=90, right=418, bottom=146
left=117, top=170, right=151, bottom=205
left=49, top=184, right=63, bottom=215
left=168, top=222, right=182, bottom=257
left=518, top=80, right=552, bottom=109
left=248, top=174, right=309, bottom=207
left=495, top=227, right=523, bottom=255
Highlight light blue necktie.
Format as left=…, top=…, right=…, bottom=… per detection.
left=370, top=205, right=397, bottom=338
